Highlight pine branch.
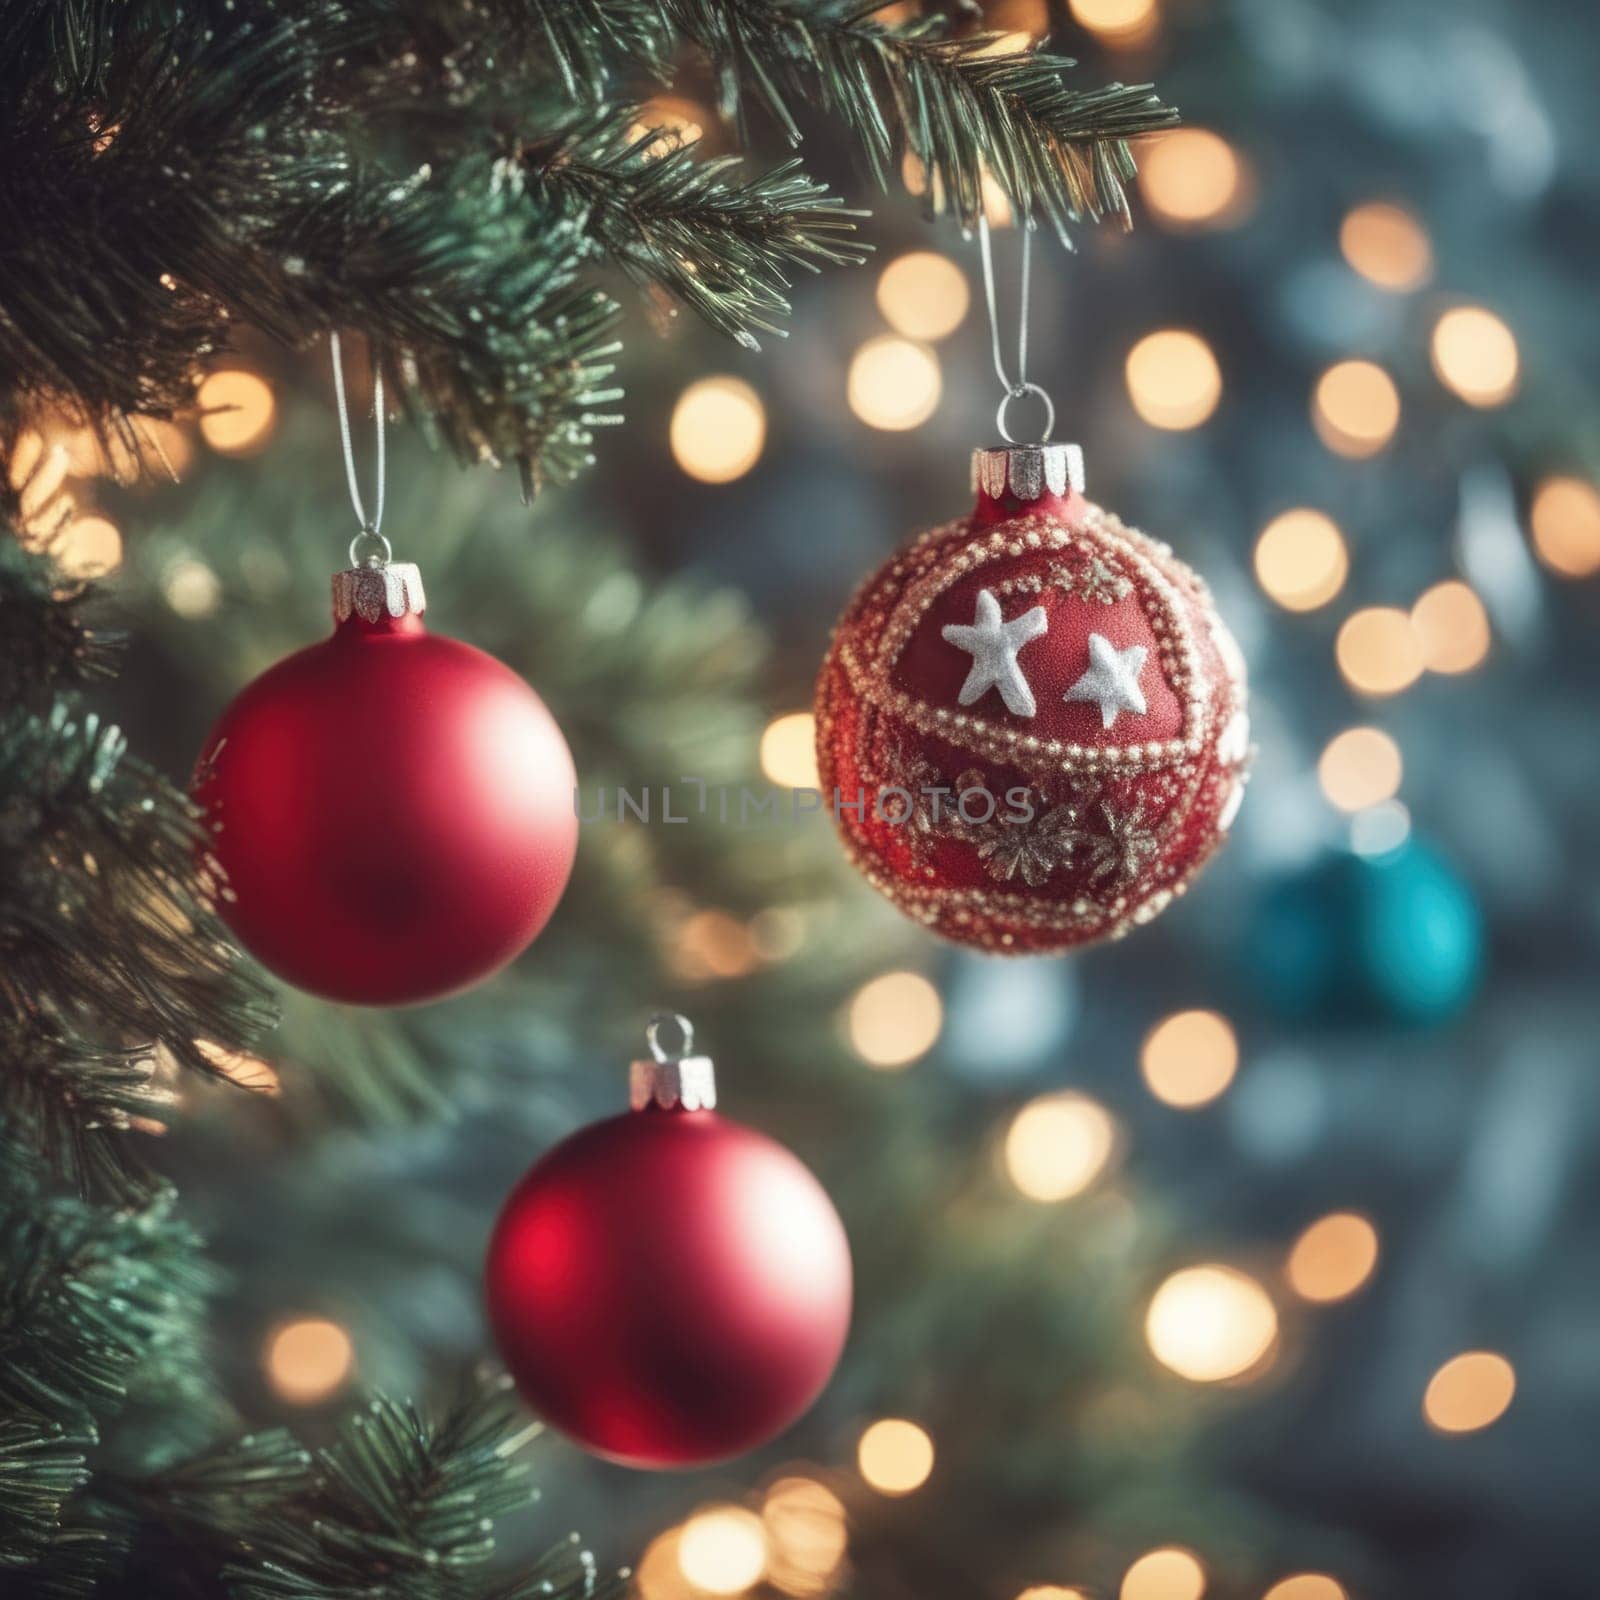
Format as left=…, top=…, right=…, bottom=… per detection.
left=666, top=0, right=1177, bottom=231
left=0, top=1420, right=93, bottom=1572
left=0, top=531, right=119, bottom=712
left=525, top=108, right=870, bottom=345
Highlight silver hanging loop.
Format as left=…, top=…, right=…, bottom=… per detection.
left=330, top=330, right=387, bottom=556
left=633, top=1012, right=716, bottom=1110
left=645, top=1011, right=695, bottom=1063
left=977, top=215, right=1055, bottom=446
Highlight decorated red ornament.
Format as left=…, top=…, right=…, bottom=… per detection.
left=815, top=442, right=1249, bottom=953
left=193, top=557, right=577, bottom=1005
left=486, top=1016, right=852, bottom=1469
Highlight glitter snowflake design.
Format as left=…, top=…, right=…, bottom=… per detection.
left=1052, top=556, right=1131, bottom=605
left=975, top=801, right=1085, bottom=887
left=1084, top=798, right=1161, bottom=887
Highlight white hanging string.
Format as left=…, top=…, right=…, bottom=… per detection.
left=330, top=330, right=388, bottom=561
left=977, top=215, right=1055, bottom=445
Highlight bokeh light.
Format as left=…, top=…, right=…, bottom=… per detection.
left=848, top=336, right=942, bottom=430
left=1005, top=1091, right=1116, bottom=1201
left=762, top=1478, right=848, bottom=1597
left=636, top=1530, right=695, bottom=1600
left=1349, top=798, right=1413, bottom=857
left=1424, top=1352, right=1516, bottom=1434
left=1340, top=202, right=1433, bottom=291
left=1411, top=580, right=1491, bottom=674
left=1125, top=330, right=1222, bottom=430
left=1140, top=1010, right=1239, bottom=1109
left=1318, top=727, right=1403, bottom=813
left=760, top=711, right=820, bottom=788
left=55, top=514, right=122, bottom=579
left=673, top=909, right=759, bottom=981
left=678, top=1507, right=768, bottom=1595
left=198, top=370, right=276, bottom=455
left=857, top=1418, right=935, bottom=1495
left=1069, top=0, right=1158, bottom=46
left=1016, top=1589, right=1089, bottom=1600
left=1313, top=360, right=1400, bottom=457
left=164, top=557, right=223, bottom=618
left=1286, top=1213, right=1380, bottom=1302
left=1253, top=509, right=1349, bottom=612
left=264, top=1317, right=353, bottom=1403
left=876, top=252, right=970, bottom=341
left=1120, top=1547, right=1206, bottom=1600
left=1140, top=130, right=1249, bottom=230
left=1262, top=1578, right=1347, bottom=1600
left=1529, top=476, right=1600, bottom=578
left=847, top=971, right=943, bottom=1068
left=1336, top=607, right=1424, bottom=696
left=1146, top=1265, right=1278, bottom=1382
left=671, top=376, right=766, bottom=483
left=1431, top=307, right=1519, bottom=407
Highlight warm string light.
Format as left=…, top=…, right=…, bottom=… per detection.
left=847, top=336, right=942, bottom=431
left=1125, top=330, right=1222, bottom=430
left=1529, top=475, right=1600, bottom=577
left=875, top=252, right=970, bottom=342
left=1263, top=1577, right=1348, bottom=1600
left=1120, top=1547, right=1206, bottom=1600
left=1312, top=360, right=1400, bottom=457
left=1318, top=727, right=1403, bottom=814
left=1140, top=129, right=1251, bottom=231
left=761, top=1478, right=848, bottom=1597
left=55, top=515, right=122, bottom=579
left=672, top=910, right=760, bottom=981
left=1069, top=0, right=1160, bottom=48
left=1146, top=1265, right=1278, bottom=1383
left=846, top=972, right=943, bottom=1068
left=1140, top=1009, right=1239, bottom=1109
left=1431, top=306, right=1519, bottom=407
left=857, top=1418, right=935, bottom=1495
left=1423, top=1351, right=1516, bottom=1433
left=760, top=712, right=821, bottom=788
left=198, top=369, right=277, bottom=455
left=670, top=376, right=767, bottom=483
left=1004, top=1091, right=1116, bottom=1201
left=1253, top=509, right=1349, bottom=612
left=1411, top=580, right=1491, bottom=673
left=1340, top=202, right=1433, bottom=291
left=264, top=1317, right=354, bottom=1403
left=1016, top=1589, right=1090, bottom=1600
left=677, top=1506, right=769, bottom=1595
left=1335, top=607, right=1423, bottom=696
left=1286, top=1213, right=1380, bottom=1302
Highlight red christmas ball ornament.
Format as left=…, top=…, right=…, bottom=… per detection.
left=815, top=442, right=1249, bottom=953
left=486, top=1015, right=852, bottom=1469
left=193, top=556, right=577, bottom=1005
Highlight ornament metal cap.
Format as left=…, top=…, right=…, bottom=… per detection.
left=630, top=1012, right=717, bottom=1111
left=971, top=442, right=1086, bottom=503
left=331, top=559, right=427, bottom=624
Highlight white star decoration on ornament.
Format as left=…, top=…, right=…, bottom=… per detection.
left=941, top=588, right=1048, bottom=717
left=1065, top=633, right=1149, bottom=729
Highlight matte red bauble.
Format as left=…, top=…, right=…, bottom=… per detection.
left=486, top=1017, right=852, bottom=1469
left=815, top=442, right=1249, bottom=953
left=193, top=560, right=576, bottom=1005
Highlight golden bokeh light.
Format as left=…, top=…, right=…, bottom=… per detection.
left=670, top=376, right=767, bottom=483
left=1069, top=0, right=1158, bottom=46
left=1286, top=1212, right=1380, bottom=1302
left=1312, top=360, right=1400, bottom=457
left=636, top=1531, right=695, bottom=1600
left=760, top=711, right=821, bottom=788
left=1411, top=580, right=1490, bottom=674
left=847, top=972, right=943, bottom=1069
left=857, top=1418, right=935, bottom=1495
left=1125, top=330, right=1222, bottom=430
left=1253, top=509, right=1349, bottom=612
left=1336, top=607, right=1424, bottom=696
left=1017, top=1589, right=1089, bottom=1600
left=673, top=909, right=759, bottom=981
left=164, top=557, right=223, bottom=619
left=264, top=1317, right=354, bottom=1404
left=678, top=1506, right=769, bottom=1595
left=1340, top=202, right=1433, bottom=292
left=196, top=1038, right=282, bottom=1095
left=876, top=252, right=970, bottom=342
left=198, top=370, right=276, bottom=455
left=1146, top=1265, right=1278, bottom=1383
left=762, top=1477, right=848, bottom=1597
left=1431, top=306, right=1519, bottom=408
left=1140, top=1010, right=1239, bottom=1109
left=1120, top=1547, right=1206, bottom=1600
left=1140, top=130, right=1248, bottom=230
left=1262, top=1577, right=1347, bottom=1600
left=631, top=96, right=707, bottom=151
left=1004, top=1091, right=1116, bottom=1202
left=1529, top=476, right=1600, bottom=577
left=55, top=515, right=123, bottom=580
left=1423, top=1351, right=1516, bottom=1434
left=847, top=336, right=942, bottom=431
left=1318, top=727, right=1403, bottom=814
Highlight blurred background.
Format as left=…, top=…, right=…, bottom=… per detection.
left=18, top=0, right=1600, bottom=1596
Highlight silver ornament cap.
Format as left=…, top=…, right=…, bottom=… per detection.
left=630, top=1012, right=717, bottom=1111
left=971, top=442, right=1086, bottom=503
left=331, top=560, right=427, bottom=624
